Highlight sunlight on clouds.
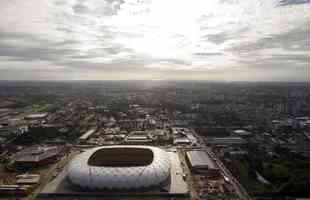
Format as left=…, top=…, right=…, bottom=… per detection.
left=107, top=0, right=310, bottom=70
left=1, top=0, right=310, bottom=80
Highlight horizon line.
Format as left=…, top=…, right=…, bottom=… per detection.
left=0, top=79, right=310, bottom=83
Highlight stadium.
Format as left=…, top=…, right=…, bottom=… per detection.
left=67, top=146, right=171, bottom=191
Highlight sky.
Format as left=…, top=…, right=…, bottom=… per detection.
left=0, top=0, right=310, bottom=81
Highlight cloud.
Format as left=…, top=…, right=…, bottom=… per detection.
left=72, top=0, right=125, bottom=16
left=278, top=0, right=310, bottom=6
left=0, top=0, right=310, bottom=80
left=73, top=4, right=90, bottom=15
left=0, top=30, right=77, bottom=63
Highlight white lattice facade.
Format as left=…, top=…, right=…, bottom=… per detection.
left=67, top=146, right=171, bottom=190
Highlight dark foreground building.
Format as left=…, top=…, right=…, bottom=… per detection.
left=15, top=146, right=59, bottom=168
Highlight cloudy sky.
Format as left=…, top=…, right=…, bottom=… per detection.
left=0, top=0, right=310, bottom=81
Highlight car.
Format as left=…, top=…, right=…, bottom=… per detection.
left=224, top=176, right=230, bottom=182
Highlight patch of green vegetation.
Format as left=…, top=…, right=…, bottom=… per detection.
left=32, top=104, right=51, bottom=112
left=0, top=156, right=9, bottom=164
left=260, top=158, right=310, bottom=197
left=263, top=162, right=290, bottom=186
left=4, top=160, right=16, bottom=172
left=236, top=159, right=273, bottom=195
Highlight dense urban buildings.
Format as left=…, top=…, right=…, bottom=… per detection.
left=0, top=81, right=310, bottom=199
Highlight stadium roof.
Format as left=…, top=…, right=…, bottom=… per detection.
left=67, top=145, right=171, bottom=190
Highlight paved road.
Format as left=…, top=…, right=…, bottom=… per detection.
left=177, top=148, right=200, bottom=200
left=168, top=152, right=189, bottom=194
left=206, top=148, right=252, bottom=200
left=191, top=128, right=252, bottom=200
left=26, top=151, right=77, bottom=200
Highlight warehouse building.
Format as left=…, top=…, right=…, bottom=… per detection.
left=16, top=174, right=40, bottom=185
left=124, top=135, right=152, bottom=145
left=206, top=136, right=246, bottom=145
left=186, top=150, right=221, bottom=178
left=24, top=113, right=48, bottom=120
left=14, top=146, right=59, bottom=168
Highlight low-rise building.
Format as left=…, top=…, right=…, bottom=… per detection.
left=233, top=129, right=252, bottom=138
left=124, top=135, right=152, bottom=145
left=174, top=138, right=191, bottom=145
left=14, top=146, right=59, bottom=168
left=78, top=129, right=96, bottom=144
left=16, top=174, right=40, bottom=185
left=24, top=113, right=48, bottom=120
left=206, top=136, right=246, bottom=145
left=186, top=150, right=221, bottom=178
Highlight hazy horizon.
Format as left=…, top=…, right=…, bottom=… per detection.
left=1, top=0, right=310, bottom=81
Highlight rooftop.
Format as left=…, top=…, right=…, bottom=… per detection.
left=15, top=146, right=58, bottom=163
left=79, top=129, right=96, bottom=140
left=25, top=113, right=48, bottom=119
left=186, top=150, right=217, bottom=169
